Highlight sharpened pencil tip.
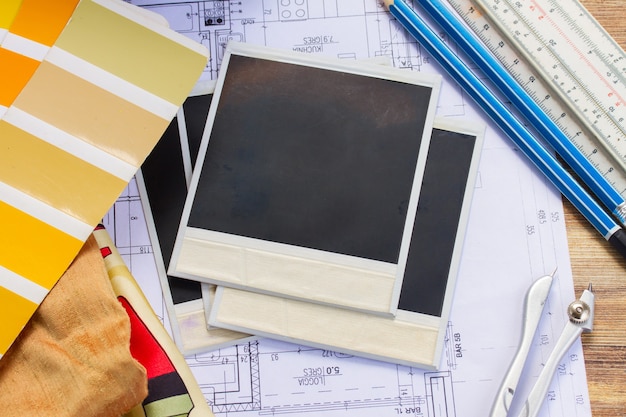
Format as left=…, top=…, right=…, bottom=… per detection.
left=382, top=0, right=394, bottom=8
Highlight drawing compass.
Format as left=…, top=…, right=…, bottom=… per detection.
left=490, top=272, right=595, bottom=417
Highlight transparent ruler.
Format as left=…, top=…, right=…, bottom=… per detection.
left=445, top=0, right=626, bottom=195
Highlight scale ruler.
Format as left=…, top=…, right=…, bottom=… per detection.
left=445, top=0, right=626, bottom=195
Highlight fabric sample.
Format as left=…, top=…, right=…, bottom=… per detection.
left=0, top=235, right=148, bottom=417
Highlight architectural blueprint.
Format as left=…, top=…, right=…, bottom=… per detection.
left=104, top=1, right=593, bottom=416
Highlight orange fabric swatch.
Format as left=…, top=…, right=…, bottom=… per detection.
left=0, top=235, right=148, bottom=417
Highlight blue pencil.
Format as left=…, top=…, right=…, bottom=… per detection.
left=383, top=0, right=626, bottom=258
left=415, top=0, right=626, bottom=225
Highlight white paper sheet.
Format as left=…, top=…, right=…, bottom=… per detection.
left=103, top=1, right=592, bottom=416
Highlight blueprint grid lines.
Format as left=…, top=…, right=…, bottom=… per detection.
left=101, top=1, right=593, bottom=416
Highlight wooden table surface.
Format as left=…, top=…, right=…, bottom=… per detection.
left=565, top=4, right=626, bottom=415
left=566, top=194, right=626, bottom=417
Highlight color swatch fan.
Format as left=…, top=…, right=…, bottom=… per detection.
left=0, top=0, right=81, bottom=118
left=0, top=0, right=209, bottom=359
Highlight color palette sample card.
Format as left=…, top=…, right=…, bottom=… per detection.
left=170, top=41, right=441, bottom=316
left=208, top=119, right=484, bottom=369
left=0, top=0, right=80, bottom=118
left=0, top=0, right=22, bottom=42
left=137, top=86, right=252, bottom=354
left=0, top=0, right=208, bottom=359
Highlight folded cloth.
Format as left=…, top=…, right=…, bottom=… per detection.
left=0, top=235, right=148, bottom=416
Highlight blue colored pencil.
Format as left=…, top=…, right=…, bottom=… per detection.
left=383, top=0, right=626, bottom=258
left=415, top=0, right=626, bottom=225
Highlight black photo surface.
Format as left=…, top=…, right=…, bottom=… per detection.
left=172, top=42, right=441, bottom=315
left=140, top=92, right=213, bottom=304
left=187, top=54, right=433, bottom=264
left=398, top=127, right=478, bottom=317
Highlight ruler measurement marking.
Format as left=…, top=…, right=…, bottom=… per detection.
left=476, top=0, right=626, bottom=165
left=452, top=0, right=594, bottom=155
left=446, top=0, right=626, bottom=195
left=538, top=0, right=626, bottom=124
left=551, top=0, right=626, bottom=85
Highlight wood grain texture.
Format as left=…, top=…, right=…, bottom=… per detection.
left=562, top=4, right=626, bottom=411
left=566, top=199, right=626, bottom=416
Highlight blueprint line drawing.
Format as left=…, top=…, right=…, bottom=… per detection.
left=104, top=1, right=593, bottom=416
left=100, top=174, right=591, bottom=417
left=126, top=0, right=470, bottom=116
left=99, top=193, right=464, bottom=416
left=188, top=341, right=262, bottom=414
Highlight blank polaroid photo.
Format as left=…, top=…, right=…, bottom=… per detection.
left=137, top=83, right=252, bottom=354
left=170, top=41, right=441, bottom=315
left=208, top=119, right=484, bottom=369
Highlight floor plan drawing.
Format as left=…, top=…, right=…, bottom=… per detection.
left=126, top=0, right=469, bottom=116
left=186, top=338, right=458, bottom=416
left=102, top=182, right=464, bottom=417
left=190, top=341, right=261, bottom=414
left=102, top=181, right=463, bottom=416
left=102, top=173, right=590, bottom=417
left=103, top=1, right=593, bottom=416
left=101, top=179, right=166, bottom=324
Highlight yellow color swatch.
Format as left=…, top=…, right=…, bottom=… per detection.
left=0, top=0, right=23, bottom=31
left=0, top=48, right=38, bottom=107
left=0, top=201, right=82, bottom=290
left=55, top=0, right=207, bottom=104
left=14, top=61, right=170, bottom=167
left=0, top=287, right=37, bottom=356
left=9, top=0, right=79, bottom=46
left=0, top=120, right=127, bottom=226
